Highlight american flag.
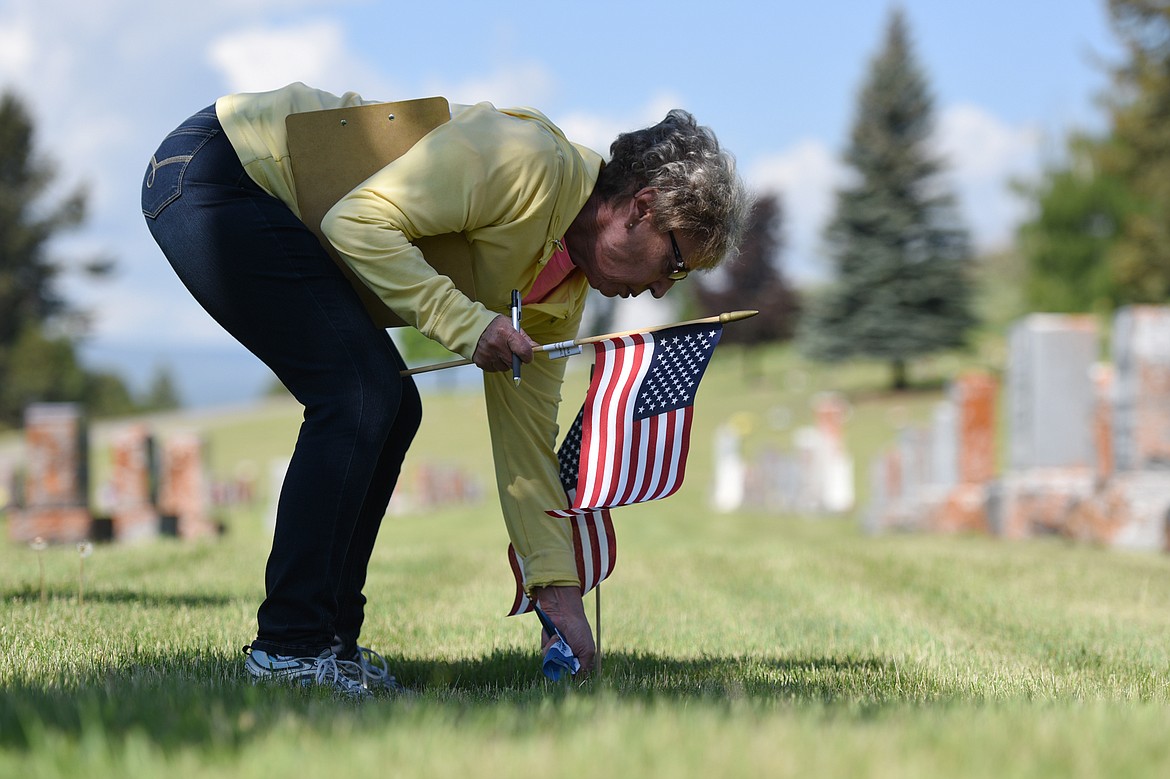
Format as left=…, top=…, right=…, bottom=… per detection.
left=563, top=321, right=723, bottom=512
left=507, top=408, right=617, bottom=616
left=506, top=321, right=722, bottom=615
left=508, top=373, right=624, bottom=617
left=506, top=507, right=615, bottom=616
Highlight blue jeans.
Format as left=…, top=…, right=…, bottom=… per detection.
left=142, top=106, right=423, bottom=657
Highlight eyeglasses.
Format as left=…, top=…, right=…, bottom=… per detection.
left=667, top=231, right=689, bottom=281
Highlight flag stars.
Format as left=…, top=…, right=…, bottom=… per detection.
left=628, top=323, right=723, bottom=419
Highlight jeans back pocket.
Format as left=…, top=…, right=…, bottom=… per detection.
left=141, top=115, right=219, bottom=219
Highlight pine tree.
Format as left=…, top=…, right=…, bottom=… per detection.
left=798, top=9, right=975, bottom=390
left=1016, top=135, right=1133, bottom=313
left=0, top=90, right=122, bottom=426
left=0, top=91, right=81, bottom=348
left=1099, top=0, right=1170, bottom=302
left=1017, top=1, right=1170, bottom=309
left=143, top=365, right=183, bottom=411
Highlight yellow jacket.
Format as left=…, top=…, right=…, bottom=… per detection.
left=216, top=83, right=604, bottom=589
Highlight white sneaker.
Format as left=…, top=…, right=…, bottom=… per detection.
left=243, top=646, right=371, bottom=699
left=340, top=645, right=410, bottom=694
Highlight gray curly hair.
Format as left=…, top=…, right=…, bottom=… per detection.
left=595, top=109, right=752, bottom=270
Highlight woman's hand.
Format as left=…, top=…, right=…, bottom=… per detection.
left=473, top=314, right=534, bottom=372
left=533, top=585, right=596, bottom=675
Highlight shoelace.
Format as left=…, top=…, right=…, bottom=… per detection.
left=354, top=645, right=399, bottom=689
left=315, top=653, right=367, bottom=693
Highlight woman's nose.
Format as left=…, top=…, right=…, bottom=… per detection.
left=648, top=278, right=676, bottom=299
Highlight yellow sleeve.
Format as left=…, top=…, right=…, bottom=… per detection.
left=320, top=104, right=565, bottom=359
left=483, top=282, right=588, bottom=590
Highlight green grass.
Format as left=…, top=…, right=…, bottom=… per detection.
left=4, top=345, right=1170, bottom=777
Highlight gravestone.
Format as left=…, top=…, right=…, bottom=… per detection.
left=711, top=419, right=746, bottom=513
left=1064, top=471, right=1170, bottom=549
left=993, top=315, right=1098, bottom=539
left=930, top=400, right=958, bottom=489
left=1091, top=363, right=1115, bottom=482
left=0, top=458, right=13, bottom=512
left=8, top=403, right=91, bottom=543
left=1064, top=306, right=1170, bottom=550
left=897, top=401, right=959, bottom=533
left=157, top=432, right=216, bottom=539
left=812, top=392, right=855, bottom=513
left=748, top=446, right=800, bottom=513
left=955, top=373, right=998, bottom=485
left=1007, top=314, right=1097, bottom=469
left=930, top=373, right=997, bottom=534
left=863, top=446, right=905, bottom=534
left=1113, top=305, right=1170, bottom=470
left=110, top=424, right=159, bottom=542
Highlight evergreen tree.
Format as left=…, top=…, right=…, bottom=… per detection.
left=798, top=9, right=976, bottom=390
left=0, top=91, right=81, bottom=348
left=1098, top=0, right=1170, bottom=302
left=1017, top=1, right=1170, bottom=308
left=0, top=89, right=123, bottom=426
left=1016, top=135, right=1133, bottom=312
left=693, top=193, right=799, bottom=371
left=142, top=364, right=183, bottom=411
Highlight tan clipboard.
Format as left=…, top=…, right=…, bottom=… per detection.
left=286, top=97, right=475, bottom=329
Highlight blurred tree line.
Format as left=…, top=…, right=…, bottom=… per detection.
left=18, top=1, right=1152, bottom=417
left=1019, top=0, right=1170, bottom=312
left=714, top=2, right=1170, bottom=391
left=0, top=90, right=179, bottom=430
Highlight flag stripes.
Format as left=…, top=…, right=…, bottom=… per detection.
left=504, top=322, right=721, bottom=614
left=567, top=322, right=721, bottom=514
left=507, top=507, right=615, bottom=616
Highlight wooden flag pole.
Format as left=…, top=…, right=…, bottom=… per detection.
left=399, top=309, right=758, bottom=377
left=595, top=584, right=602, bottom=683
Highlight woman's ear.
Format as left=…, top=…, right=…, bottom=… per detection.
left=632, top=187, right=658, bottom=221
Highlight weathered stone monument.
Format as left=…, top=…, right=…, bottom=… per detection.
left=1091, top=363, right=1115, bottom=482
left=867, top=372, right=999, bottom=534
left=157, top=432, right=217, bottom=539
left=924, top=372, right=998, bottom=534
left=863, top=307, right=1170, bottom=554
left=110, top=424, right=159, bottom=542
left=811, top=392, right=855, bottom=514
left=1112, top=306, right=1170, bottom=470
left=864, top=445, right=906, bottom=533
left=992, top=315, right=1098, bottom=539
left=8, top=403, right=91, bottom=543
left=1007, top=314, right=1098, bottom=469
left=1064, top=306, right=1170, bottom=550
left=734, top=394, right=854, bottom=517
left=711, top=418, right=747, bottom=513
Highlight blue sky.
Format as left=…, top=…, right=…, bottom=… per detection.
left=0, top=0, right=1120, bottom=405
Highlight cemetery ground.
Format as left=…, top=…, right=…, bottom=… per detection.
left=4, top=346, right=1170, bottom=777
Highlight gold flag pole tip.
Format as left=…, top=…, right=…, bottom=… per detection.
left=719, top=309, right=759, bottom=323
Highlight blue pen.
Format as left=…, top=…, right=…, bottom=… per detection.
left=511, top=289, right=522, bottom=386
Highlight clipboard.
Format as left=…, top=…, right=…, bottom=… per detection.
left=286, top=97, right=476, bottom=328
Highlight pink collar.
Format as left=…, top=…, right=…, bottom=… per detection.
left=523, top=241, right=579, bottom=304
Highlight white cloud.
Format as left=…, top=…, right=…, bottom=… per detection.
left=741, top=105, right=1045, bottom=284
left=747, top=139, right=846, bottom=283
left=935, top=103, right=1044, bottom=249
left=555, top=93, right=684, bottom=158
left=208, top=20, right=365, bottom=94
left=423, top=62, right=560, bottom=113
left=96, top=288, right=234, bottom=347
left=0, top=21, right=35, bottom=77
